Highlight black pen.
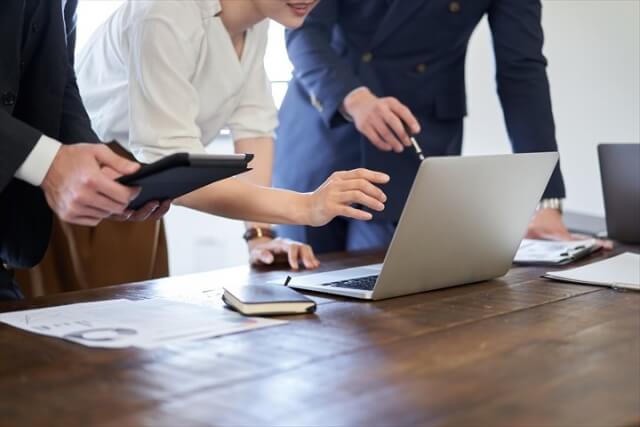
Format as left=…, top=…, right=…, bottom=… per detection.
left=283, top=276, right=292, bottom=287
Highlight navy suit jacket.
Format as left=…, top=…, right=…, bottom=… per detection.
left=0, top=0, right=98, bottom=267
left=275, top=0, right=566, bottom=220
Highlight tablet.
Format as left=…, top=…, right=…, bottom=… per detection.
left=117, top=153, right=253, bottom=209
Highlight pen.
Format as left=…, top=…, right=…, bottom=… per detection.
left=410, top=136, right=425, bottom=161
left=283, top=276, right=292, bottom=287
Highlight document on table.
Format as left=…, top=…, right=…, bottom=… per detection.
left=514, top=238, right=599, bottom=265
left=543, top=252, right=640, bottom=291
left=0, top=298, right=286, bottom=349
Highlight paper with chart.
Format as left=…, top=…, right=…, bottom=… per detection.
left=0, top=298, right=286, bottom=349
left=544, top=252, right=640, bottom=291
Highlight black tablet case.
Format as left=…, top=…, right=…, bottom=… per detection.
left=118, top=153, right=253, bottom=209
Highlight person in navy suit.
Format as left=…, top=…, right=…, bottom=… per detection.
left=275, top=0, right=576, bottom=253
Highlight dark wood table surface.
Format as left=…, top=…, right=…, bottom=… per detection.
left=1, top=245, right=639, bottom=427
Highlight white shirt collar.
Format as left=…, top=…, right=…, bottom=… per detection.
left=195, top=0, right=222, bottom=18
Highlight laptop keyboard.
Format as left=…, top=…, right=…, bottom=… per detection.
left=322, top=275, right=378, bottom=291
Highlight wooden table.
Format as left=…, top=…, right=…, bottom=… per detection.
left=1, top=247, right=639, bottom=427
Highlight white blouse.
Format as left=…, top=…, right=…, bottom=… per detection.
left=76, top=0, right=278, bottom=163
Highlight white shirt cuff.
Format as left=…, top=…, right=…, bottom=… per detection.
left=340, top=86, right=368, bottom=122
left=14, top=135, right=62, bottom=186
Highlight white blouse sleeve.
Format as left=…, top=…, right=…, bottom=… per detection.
left=226, top=26, right=279, bottom=142
left=126, top=18, right=207, bottom=163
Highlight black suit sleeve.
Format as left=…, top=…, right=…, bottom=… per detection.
left=59, top=0, right=100, bottom=144
left=0, top=109, right=43, bottom=193
left=489, top=0, right=566, bottom=198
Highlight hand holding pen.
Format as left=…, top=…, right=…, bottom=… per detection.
left=342, top=87, right=421, bottom=153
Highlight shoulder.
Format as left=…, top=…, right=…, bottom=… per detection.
left=254, top=19, right=271, bottom=40
left=125, top=0, right=205, bottom=42
left=251, top=20, right=271, bottom=51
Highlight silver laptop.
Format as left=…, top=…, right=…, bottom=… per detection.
left=275, top=152, right=559, bottom=300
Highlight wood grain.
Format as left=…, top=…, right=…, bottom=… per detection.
left=0, top=247, right=638, bottom=427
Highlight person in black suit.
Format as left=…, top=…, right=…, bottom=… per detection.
left=0, top=0, right=168, bottom=300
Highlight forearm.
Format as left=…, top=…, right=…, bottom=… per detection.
left=175, top=177, right=310, bottom=225
left=234, top=137, right=275, bottom=230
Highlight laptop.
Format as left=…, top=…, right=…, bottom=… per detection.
left=273, top=152, right=559, bottom=300
left=598, top=143, right=640, bottom=244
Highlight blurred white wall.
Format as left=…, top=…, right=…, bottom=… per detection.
left=464, top=1, right=640, bottom=216
left=76, top=0, right=640, bottom=275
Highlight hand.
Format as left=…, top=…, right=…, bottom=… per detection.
left=101, top=166, right=172, bottom=222
left=248, top=237, right=320, bottom=271
left=343, top=87, right=421, bottom=153
left=41, top=144, right=141, bottom=226
left=305, top=168, right=390, bottom=227
left=109, top=200, right=172, bottom=222
left=526, top=208, right=613, bottom=250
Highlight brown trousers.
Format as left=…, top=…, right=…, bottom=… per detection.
left=15, top=143, right=169, bottom=298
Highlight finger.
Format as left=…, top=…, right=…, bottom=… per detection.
left=339, top=168, right=391, bottom=185
left=79, top=190, right=131, bottom=216
left=75, top=203, right=114, bottom=219
left=70, top=216, right=103, bottom=227
left=63, top=206, right=108, bottom=225
left=372, top=116, right=404, bottom=153
left=300, top=245, right=319, bottom=270
left=257, top=250, right=275, bottom=265
left=95, top=173, right=141, bottom=207
left=572, top=234, right=614, bottom=251
left=127, top=202, right=160, bottom=221
left=388, top=98, right=421, bottom=134
left=340, top=178, right=387, bottom=202
left=93, top=145, right=140, bottom=176
left=384, top=107, right=412, bottom=146
left=268, top=240, right=290, bottom=255
left=147, top=199, right=172, bottom=221
left=362, top=124, right=392, bottom=152
left=597, top=239, right=614, bottom=250
left=109, top=210, right=135, bottom=222
left=101, top=166, right=120, bottom=181
left=339, top=190, right=385, bottom=212
left=570, top=233, right=592, bottom=241
left=337, top=206, right=373, bottom=221
left=287, top=244, right=301, bottom=270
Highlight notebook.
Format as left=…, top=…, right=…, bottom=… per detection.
left=222, top=284, right=317, bottom=316
left=543, top=252, right=640, bottom=291
left=514, top=239, right=600, bottom=265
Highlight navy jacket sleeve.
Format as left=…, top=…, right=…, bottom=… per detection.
left=60, top=0, right=100, bottom=144
left=489, top=0, right=566, bottom=198
left=285, top=0, right=363, bottom=128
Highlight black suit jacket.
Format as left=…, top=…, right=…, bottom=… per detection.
left=0, top=0, right=98, bottom=268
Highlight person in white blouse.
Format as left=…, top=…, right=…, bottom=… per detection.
left=76, top=0, right=389, bottom=270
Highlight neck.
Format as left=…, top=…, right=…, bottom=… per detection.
left=218, top=0, right=265, bottom=38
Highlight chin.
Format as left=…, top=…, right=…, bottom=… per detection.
left=269, top=0, right=317, bottom=29
left=278, top=16, right=307, bottom=29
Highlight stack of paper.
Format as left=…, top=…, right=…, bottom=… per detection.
left=544, top=252, right=640, bottom=291
left=0, top=298, right=286, bottom=349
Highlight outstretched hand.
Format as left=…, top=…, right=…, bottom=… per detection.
left=306, top=168, right=390, bottom=226
left=248, top=237, right=320, bottom=271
